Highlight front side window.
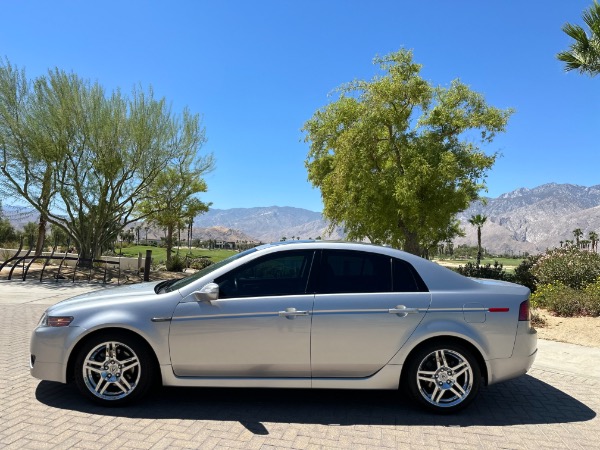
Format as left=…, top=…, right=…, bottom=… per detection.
left=319, top=250, right=392, bottom=294
left=215, top=250, right=315, bottom=298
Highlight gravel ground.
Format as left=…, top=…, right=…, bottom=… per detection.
left=534, top=308, right=600, bottom=348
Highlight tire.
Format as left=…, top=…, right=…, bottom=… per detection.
left=73, top=331, right=155, bottom=406
left=405, top=342, right=481, bottom=413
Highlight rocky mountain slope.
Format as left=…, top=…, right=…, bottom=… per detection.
left=455, top=183, right=600, bottom=254
left=6, top=183, right=600, bottom=253
left=193, top=206, right=344, bottom=243
left=193, top=183, right=600, bottom=253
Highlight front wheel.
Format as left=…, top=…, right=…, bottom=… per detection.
left=405, top=343, right=481, bottom=413
left=73, top=332, right=155, bottom=406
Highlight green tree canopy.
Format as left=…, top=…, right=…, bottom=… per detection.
left=303, top=49, right=512, bottom=255
left=138, top=156, right=212, bottom=265
left=557, top=0, right=600, bottom=76
left=0, top=59, right=213, bottom=263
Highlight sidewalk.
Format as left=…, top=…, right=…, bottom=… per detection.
left=1, top=279, right=599, bottom=380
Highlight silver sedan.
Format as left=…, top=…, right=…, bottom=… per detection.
left=30, top=241, right=537, bottom=413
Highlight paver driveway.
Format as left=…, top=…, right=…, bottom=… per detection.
left=1, top=283, right=599, bottom=449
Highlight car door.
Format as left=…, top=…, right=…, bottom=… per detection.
left=311, top=250, right=431, bottom=378
left=169, top=250, right=316, bottom=378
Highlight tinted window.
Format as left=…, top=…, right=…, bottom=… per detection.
left=319, top=250, right=392, bottom=294
left=392, top=258, right=429, bottom=292
left=165, top=248, right=257, bottom=292
left=215, top=250, right=314, bottom=298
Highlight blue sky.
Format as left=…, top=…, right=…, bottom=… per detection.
left=1, top=1, right=598, bottom=212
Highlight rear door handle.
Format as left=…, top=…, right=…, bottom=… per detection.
left=279, top=307, right=309, bottom=319
left=389, top=305, right=420, bottom=316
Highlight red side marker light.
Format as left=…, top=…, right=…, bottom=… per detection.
left=488, top=307, right=509, bottom=313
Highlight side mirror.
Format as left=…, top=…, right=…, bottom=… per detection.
left=193, top=282, right=219, bottom=302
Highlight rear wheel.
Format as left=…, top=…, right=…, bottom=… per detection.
left=73, top=332, right=155, bottom=406
left=405, top=342, right=481, bottom=413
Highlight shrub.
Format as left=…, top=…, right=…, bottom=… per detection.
left=531, top=281, right=600, bottom=317
left=513, top=255, right=540, bottom=292
left=455, top=261, right=514, bottom=282
left=530, top=283, right=583, bottom=316
left=582, top=279, right=600, bottom=316
left=532, top=245, right=600, bottom=290
left=188, top=257, right=213, bottom=270
left=166, top=254, right=186, bottom=272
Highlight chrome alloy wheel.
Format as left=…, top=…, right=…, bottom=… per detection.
left=82, top=341, right=141, bottom=401
left=415, top=349, right=474, bottom=408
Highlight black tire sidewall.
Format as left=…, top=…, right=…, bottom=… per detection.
left=73, top=331, right=154, bottom=406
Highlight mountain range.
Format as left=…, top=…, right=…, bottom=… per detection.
left=4, top=183, right=600, bottom=254
left=454, top=183, right=600, bottom=254
left=191, top=183, right=600, bottom=254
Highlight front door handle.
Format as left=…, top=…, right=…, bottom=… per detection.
left=279, top=307, right=309, bottom=319
left=389, top=305, right=420, bottom=316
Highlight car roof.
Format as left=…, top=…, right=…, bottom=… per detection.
left=253, top=240, right=478, bottom=291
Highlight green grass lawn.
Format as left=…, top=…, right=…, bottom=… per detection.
left=435, top=257, right=524, bottom=272
left=118, top=245, right=237, bottom=263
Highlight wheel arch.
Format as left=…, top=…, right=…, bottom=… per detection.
left=66, top=327, right=161, bottom=385
left=399, top=335, right=489, bottom=388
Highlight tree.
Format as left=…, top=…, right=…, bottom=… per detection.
left=0, top=59, right=54, bottom=256
left=589, top=231, right=598, bottom=252
left=0, top=60, right=212, bottom=264
left=0, top=202, right=16, bottom=245
left=138, top=154, right=212, bottom=265
left=468, top=214, right=487, bottom=265
left=184, top=197, right=208, bottom=250
left=557, top=1, right=600, bottom=76
left=22, top=221, right=39, bottom=249
left=303, top=49, right=512, bottom=255
left=573, top=228, right=584, bottom=247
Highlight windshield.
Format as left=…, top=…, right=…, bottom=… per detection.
left=163, top=248, right=258, bottom=293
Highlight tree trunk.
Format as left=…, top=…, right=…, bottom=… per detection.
left=403, top=231, right=421, bottom=256
left=166, top=224, right=174, bottom=265
left=35, top=214, right=47, bottom=257
left=476, top=227, right=482, bottom=265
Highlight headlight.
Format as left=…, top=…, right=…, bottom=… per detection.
left=38, top=313, right=74, bottom=327
left=47, top=316, right=74, bottom=327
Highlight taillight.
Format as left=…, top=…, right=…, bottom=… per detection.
left=518, top=299, right=530, bottom=321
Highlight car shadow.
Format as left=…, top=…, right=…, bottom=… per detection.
left=35, top=375, right=595, bottom=433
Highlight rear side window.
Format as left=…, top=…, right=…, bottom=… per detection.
left=392, top=258, right=429, bottom=292
left=319, top=250, right=392, bottom=294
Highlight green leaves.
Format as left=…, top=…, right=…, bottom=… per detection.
left=557, top=1, right=600, bottom=76
left=0, top=59, right=213, bottom=261
left=303, top=49, right=512, bottom=255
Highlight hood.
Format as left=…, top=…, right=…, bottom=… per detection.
left=48, top=281, right=163, bottom=312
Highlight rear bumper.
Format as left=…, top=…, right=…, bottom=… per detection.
left=488, top=322, right=537, bottom=385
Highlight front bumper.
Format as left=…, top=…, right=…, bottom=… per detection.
left=30, top=325, right=85, bottom=384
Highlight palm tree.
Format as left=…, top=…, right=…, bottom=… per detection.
left=468, top=214, right=487, bottom=265
left=573, top=228, right=584, bottom=247
left=589, top=231, right=599, bottom=252
left=557, top=1, right=600, bottom=76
